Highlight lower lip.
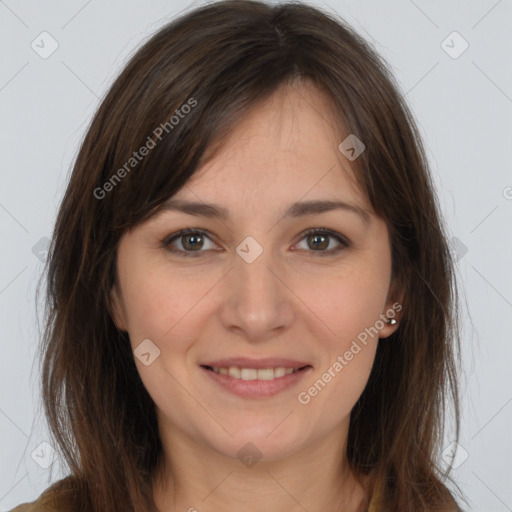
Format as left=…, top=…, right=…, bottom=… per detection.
left=200, top=366, right=313, bottom=398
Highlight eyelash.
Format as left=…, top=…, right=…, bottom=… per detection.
left=161, top=228, right=350, bottom=258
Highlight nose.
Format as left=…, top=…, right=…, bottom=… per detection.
left=218, top=243, right=295, bottom=343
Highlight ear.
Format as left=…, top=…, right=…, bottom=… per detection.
left=378, top=278, right=405, bottom=339
left=108, top=283, right=128, bottom=332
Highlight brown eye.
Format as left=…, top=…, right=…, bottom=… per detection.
left=163, top=229, right=217, bottom=257
left=162, top=227, right=350, bottom=258
left=181, top=233, right=204, bottom=251
left=294, top=228, right=350, bottom=256
left=307, top=232, right=329, bottom=250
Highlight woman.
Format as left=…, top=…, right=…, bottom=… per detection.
left=12, top=0, right=464, bottom=510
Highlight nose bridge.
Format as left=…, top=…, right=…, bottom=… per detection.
left=236, top=242, right=274, bottom=300
left=219, top=236, right=294, bottom=340
left=234, top=239, right=278, bottom=313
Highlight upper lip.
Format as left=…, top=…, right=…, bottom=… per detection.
left=200, top=357, right=312, bottom=369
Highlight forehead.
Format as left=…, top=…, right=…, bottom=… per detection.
left=181, top=82, right=367, bottom=208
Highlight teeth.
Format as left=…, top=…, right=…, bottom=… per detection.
left=240, top=368, right=258, bottom=380
left=274, top=367, right=286, bottom=378
left=257, top=368, right=275, bottom=380
left=228, top=367, right=241, bottom=379
left=210, top=366, right=302, bottom=380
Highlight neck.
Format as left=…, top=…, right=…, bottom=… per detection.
left=151, top=423, right=369, bottom=512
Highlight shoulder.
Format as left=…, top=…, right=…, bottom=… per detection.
left=434, top=499, right=464, bottom=512
left=8, top=497, right=53, bottom=512
left=8, top=476, right=78, bottom=512
left=8, top=503, right=36, bottom=512
left=8, top=492, right=61, bottom=512
left=369, top=495, right=462, bottom=512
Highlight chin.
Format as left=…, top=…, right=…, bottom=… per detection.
left=209, top=423, right=309, bottom=462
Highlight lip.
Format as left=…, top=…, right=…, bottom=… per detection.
left=200, top=363, right=313, bottom=399
left=199, top=357, right=312, bottom=370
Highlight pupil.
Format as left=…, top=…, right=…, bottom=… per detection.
left=184, top=234, right=202, bottom=250
left=310, top=234, right=327, bottom=250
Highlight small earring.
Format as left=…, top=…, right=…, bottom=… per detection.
left=387, top=318, right=397, bottom=325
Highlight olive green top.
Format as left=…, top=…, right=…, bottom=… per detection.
left=9, top=490, right=380, bottom=511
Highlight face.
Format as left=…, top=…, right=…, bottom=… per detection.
left=110, top=81, right=402, bottom=464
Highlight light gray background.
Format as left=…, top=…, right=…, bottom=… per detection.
left=1, top=0, right=511, bottom=510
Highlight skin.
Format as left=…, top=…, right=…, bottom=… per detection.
left=110, top=80, right=403, bottom=512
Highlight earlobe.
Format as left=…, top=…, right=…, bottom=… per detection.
left=379, top=286, right=405, bottom=339
left=109, top=285, right=128, bottom=332
left=378, top=309, right=402, bottom=339
left=378, top=312, right=401, bottom=339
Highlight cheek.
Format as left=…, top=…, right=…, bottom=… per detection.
left=120, top=264, right=220, bottom=396
left=120, top=261, right=214, bottom=343
left=299, top=334, right=378, bottom=420
left=120, top=268, right=209, bottom=419
left=294, top=259, right=387, bottom=410
left=300, top=260, right=390, bottom=342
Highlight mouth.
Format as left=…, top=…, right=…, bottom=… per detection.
left=199, top=363, right=313, bottom=398
left=200, top=364, right=311, bottom=380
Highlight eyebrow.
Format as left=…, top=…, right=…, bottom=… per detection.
left=158, top=198, right=371, bottom=225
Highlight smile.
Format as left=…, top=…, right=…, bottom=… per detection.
left=200, top=364, right=313, bottom=398
left=203, top=365, right=306, bottom=380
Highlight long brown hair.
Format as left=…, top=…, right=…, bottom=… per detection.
left=35, top=0, right=463, bottom=510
